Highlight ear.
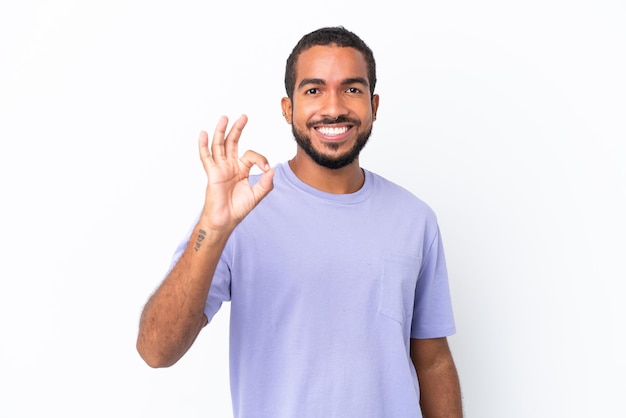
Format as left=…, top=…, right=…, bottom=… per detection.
left=371, top=94, right=380, bottom=121
left=281, top=97, right=293, bottom=124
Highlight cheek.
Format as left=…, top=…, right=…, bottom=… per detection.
left=291, top=104, right=314, bottom=126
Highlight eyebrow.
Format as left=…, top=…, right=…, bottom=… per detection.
left=297, top=77, right=369, bottom=90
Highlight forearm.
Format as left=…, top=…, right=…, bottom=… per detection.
left=136, top=222, right=230, bottom=368
left=418, top=357, right=463, bottom=418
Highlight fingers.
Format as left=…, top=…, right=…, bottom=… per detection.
left=240, top=149, right=274, bottom=198
left=224, top=114, right=248, bottom=158
left=210, top=115, right=229, bottom=161
left=240, top=149, right=270, bottom=173
left=198, top=130, right=211, bottom=169
left=210, top=114, right=248, bottom=161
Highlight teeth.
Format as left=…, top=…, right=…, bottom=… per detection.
left=317, top=126, right=348, bottom=136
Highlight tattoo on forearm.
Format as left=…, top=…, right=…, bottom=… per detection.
left=194, top=229, right=207, bottom=251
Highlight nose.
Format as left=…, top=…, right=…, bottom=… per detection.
left=321, top=91, right=348, bottom=120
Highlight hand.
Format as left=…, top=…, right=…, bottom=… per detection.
left=198, top=114, right=274, bottom=232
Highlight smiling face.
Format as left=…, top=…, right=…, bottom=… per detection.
left=282, top=45, right=379, bottom=170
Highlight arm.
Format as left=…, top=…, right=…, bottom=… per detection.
left=410, top=337, right=463, bottom=418
left=136, top=115, right=274, bottom=368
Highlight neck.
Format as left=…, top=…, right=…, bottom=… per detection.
left=288, top=153, right=364, bottom=194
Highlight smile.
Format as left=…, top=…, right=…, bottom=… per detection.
left=316, top=126, right=350, bottom=136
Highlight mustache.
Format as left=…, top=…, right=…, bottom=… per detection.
left=307, top=115, right=360, bottom=128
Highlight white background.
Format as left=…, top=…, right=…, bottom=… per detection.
left=1, top=1, right=624, bottom=417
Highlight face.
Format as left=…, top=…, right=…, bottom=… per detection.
left=282, top=45, right=379, bottom=169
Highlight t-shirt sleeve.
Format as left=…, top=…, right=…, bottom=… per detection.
left=411, top=226, right=456, bottom=339
left=204, top=248, right=232, bottom=322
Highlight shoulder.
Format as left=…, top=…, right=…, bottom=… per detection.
left=367, top=170, right=438, bottom=220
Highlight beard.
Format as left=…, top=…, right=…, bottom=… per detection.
left=291, top=117, right=373, bottom=170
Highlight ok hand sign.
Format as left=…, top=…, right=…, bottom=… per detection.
left=198, top=114, right=274, bottom=233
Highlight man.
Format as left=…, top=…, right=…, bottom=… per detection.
left=137, top=26, right=463, bottom=417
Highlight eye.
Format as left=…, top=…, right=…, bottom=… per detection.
left=305, top=88, right=320, bottom=95
left=346, top=87, right=361, bottom=94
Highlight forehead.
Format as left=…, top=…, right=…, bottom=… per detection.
left=295, top=45, right=368, bottom=84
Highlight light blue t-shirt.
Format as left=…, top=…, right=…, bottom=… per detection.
left=172, top=162, right=456, bottom=418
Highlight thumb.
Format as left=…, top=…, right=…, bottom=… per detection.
left=251, top=168, right=274, bottom=203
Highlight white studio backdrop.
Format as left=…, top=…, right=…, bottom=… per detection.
left=1, top=1, right=624, bottom=417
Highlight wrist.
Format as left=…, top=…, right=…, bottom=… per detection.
left=194, top=215, right=235, bottom=246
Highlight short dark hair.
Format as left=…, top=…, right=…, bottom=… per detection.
left=284, top=26, right=377, bottom=100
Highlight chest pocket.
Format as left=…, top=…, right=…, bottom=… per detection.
left=378, top=252, right=421, bottom=325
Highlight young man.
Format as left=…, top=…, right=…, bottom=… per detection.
left=137, top=26, right=463, bottom=418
